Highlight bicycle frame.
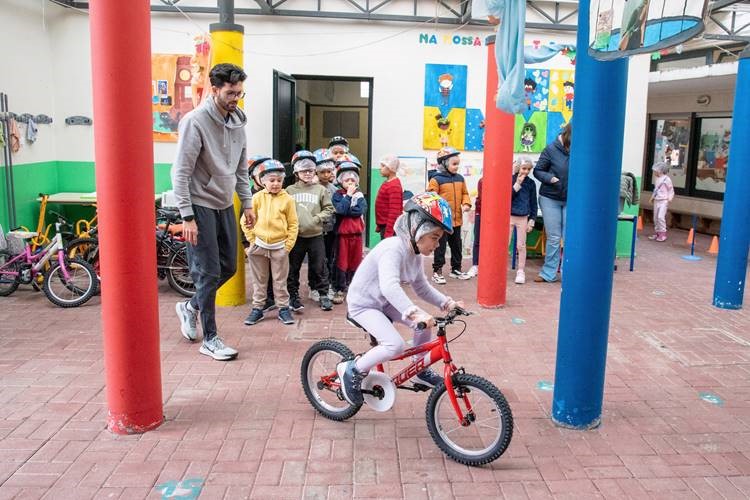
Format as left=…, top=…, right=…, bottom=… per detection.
left=321, top=320, right=474, bottom=426
left=0, top=232, right=69, bottom=281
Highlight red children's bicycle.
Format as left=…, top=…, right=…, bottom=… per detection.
left=301, top=308, right=513, bottom=466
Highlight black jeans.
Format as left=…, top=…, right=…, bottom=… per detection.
left=433, top=225, right=463, bottom=273
left=187, top=205, right=237, bottom=341
left=288, top=235, right=328, bottom=299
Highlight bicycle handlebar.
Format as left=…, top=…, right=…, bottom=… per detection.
left=416, top=307, right=471, bottom=330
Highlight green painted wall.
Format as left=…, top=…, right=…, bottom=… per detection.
left=0, top=167, right=8, bottom=230
left=2, top=161, right=174, bottom=233
left=615, top=176, right=642, bottom=258
left=367, top=170, right=387, bottom=248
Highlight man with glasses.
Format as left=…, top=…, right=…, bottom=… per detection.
left=172, top=63, right=254, bottom=361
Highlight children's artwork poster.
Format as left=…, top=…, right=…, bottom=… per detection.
left=588, top=0, right=709, bottom=60
left=152, top=53, right=197, bottom=142
left=696, top=117, right=731, bottom=193
left=396, top=157, right=429, bottom=201
left=514, top=68, right=574, bottom=153
left=423, top=64, right=485, bottom=152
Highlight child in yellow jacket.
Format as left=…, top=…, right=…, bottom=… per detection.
left=241, top=159, right=299, bottom=325
left=427, top=147, right=471, bottom=284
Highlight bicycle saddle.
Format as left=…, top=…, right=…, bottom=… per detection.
left=346, top=315, right=379, bottom=347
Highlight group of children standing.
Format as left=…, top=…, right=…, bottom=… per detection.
left=241, top=136, right=372, bottom=325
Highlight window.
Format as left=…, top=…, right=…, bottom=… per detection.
left=645, top=114, right=732, bottom=201
left=649, top=118, right=691, bottom=190
left=323, top=110, right=360, bottom=138
left=694, top=117, right=731, bottom=195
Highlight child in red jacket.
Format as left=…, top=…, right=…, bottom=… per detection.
left=375, top=155, right=404, bottom=239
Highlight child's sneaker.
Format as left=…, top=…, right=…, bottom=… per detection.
left=278, top=307, right=295, bottom=325
left=175, top=300, right=198, bottom=341
left=449, top=270, right=471, bottom=280
left=656, top=232, right=667, bottom=242
left=262, top=299, right=277, bottom=313
left=332, top=291, right=346, bottom=304
left=244, top=308, right=264, bottom=325
left=648, top=234, right=659, bottom=240
left=309, top=289, right=320, bottom=302
left=466, top=265, right=478, bottom=278
left=413, top=368, right=443, bottom=388
left=432, top=272, right=446, bottom=285
left=336, top=360, right=365, bottom=406
left=320, top=296, right=333, bottom=311
left=514, top=270, right=526, bottom=284
left=290, top=296, right=304, bottom=312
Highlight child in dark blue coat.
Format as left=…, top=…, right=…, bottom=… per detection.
left=510, top=157, right=538, bottom=284
left=331, top=161, right=368, bottom=304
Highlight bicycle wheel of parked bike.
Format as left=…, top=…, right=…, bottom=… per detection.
left=42, top=257, right=97, bottom=308
left=426, top=373, right=513, bottom=466
left=65, top=238, right=100, bottom=277
left=301, top=340, right=362, bottom=421
left=166, top=245, right=194, bottom=297
left=0, top=251, right=21, bottom=297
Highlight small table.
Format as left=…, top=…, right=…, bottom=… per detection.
left=40, top=192, right=162, bottom=205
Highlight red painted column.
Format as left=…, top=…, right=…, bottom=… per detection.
left=477, top=37, right=514, bottom=308
left=90, top=0, right=163, bottom=433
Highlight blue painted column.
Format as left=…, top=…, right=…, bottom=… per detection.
left=713, top=46, right=750, bottom=310
left=551, top=0, right=629, bottom=429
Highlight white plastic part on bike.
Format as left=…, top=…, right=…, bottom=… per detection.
left=361, top=372, right=396, bottom=412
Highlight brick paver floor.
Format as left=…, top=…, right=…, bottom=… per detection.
left=0, top=230, right=748, bottom=499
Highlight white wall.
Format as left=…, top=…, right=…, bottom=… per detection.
left=36, top=10, right=581, bottom=169
left=621, top=55, right=650, bottom=176
left=0, top=0, right=61, bottom=165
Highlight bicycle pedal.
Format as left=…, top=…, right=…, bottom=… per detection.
left=411, top=383, right=433, bottom=392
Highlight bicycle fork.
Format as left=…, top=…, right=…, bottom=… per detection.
left=437, top=328, right=475, bottom=427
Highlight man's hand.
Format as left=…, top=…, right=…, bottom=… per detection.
left=243, top=208, right=255, bottom=228
left=462, top=204, right=471, bottom=212
left=550, top=176, right=560, bottom=184
left=527, top=219, right=535, bottom=233
left=182, top=220, right=199, bottom=245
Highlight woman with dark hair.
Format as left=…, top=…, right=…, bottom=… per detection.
left=533, top=123, right=571, bottom=283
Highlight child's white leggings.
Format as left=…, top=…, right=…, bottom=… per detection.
left=351, top=304, right=432, bottom=374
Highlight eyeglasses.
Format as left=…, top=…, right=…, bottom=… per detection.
left=225, top=91, right=246, bottom=100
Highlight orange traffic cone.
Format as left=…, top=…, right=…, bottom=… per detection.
left=686, top=228, right=694, bottom=245
left=636, top=216, right=643, bottom=231
left=708, top=236, right=719, bottom=255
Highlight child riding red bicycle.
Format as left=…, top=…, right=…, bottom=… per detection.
left=336, top=192, right=464, bottom=405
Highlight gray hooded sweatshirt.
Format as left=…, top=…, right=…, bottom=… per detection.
left=171, top=97, right=253, bottom=218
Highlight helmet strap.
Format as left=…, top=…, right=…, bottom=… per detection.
left=407, top=217, right=427, bottom=255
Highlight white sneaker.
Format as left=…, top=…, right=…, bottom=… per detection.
left=449, top=270, right=471, bottom=280
left=432, top=272, right=446, bottom=285
left=515, top=270, right=526, bottom=284
left=309, top=290, right=320, bottom=302
left=199, top=336, right=238, bottom=361
left=176, top=300, right=198, bottom=341
left=466, top=265, right=478, bottom=278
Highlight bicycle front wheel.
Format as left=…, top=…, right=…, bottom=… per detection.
left=166, top=245, right=194, bottom=297
left=0, top=251, right=21, bottom=297
left=42, top=257, right=97, bottom=308
left=65, top=238, right=100, bottom=279
left=426, top=373, right=513, bottom=466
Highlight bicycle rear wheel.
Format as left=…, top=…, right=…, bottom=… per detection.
left=426, top=373, right=513, bottom=466
left=166, top=245, right=194, bottom=297
left=301, top=340, right=362, bottom=421
left=0, top=251, right=21, bottom=297
left=42, top=257, right=97, bottom=307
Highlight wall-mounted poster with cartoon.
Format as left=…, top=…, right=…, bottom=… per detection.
left=514, top=113, right=548, bottom=154
left=549, top=69, right=575, bottom=113
left=423, top=63, right=484, bottom=151
left=152, top=53, right=196, bottom=142
left=524, top=69, right=550, bottom=112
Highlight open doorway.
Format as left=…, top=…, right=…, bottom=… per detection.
left=273, top=73, right=374, bottom=243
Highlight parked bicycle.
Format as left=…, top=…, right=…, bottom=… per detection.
left=156, top=208, right=194, bottom=297
left=0, top=224, right=98, bottom=307
left=301, top=308, right=514, bottom=466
